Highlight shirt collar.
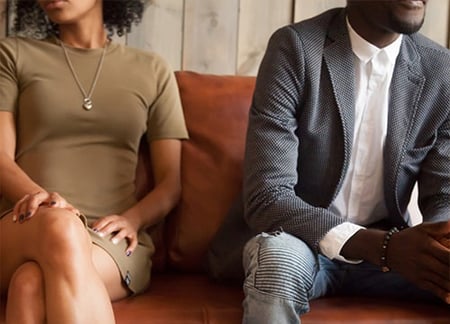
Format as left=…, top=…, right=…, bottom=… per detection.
left=346, top=17, right=402, bottom=65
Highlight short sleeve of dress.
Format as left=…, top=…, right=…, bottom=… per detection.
left=0, top=38, right=19, bottom=113
left=146, top=56, right=188, bottom=142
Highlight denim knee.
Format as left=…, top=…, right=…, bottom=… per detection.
left=243, top=231, right=318, bottom=307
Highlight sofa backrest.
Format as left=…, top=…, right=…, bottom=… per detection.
left=167, top=71, right=255, bottom=271
left=136, top=71, right=255, bottom=273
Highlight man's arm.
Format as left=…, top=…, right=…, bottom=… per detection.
left=341, top=221, right=450, bottom=304
left=243, top=25, right=344, bottom=252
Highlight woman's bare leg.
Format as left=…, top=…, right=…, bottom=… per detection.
left=6, top=262, right=45, bottom=324
left=0, top=208, right=115, bottom=324
left=3, top=217, right=131, bottom=324
left=91, top=244, right=130, bottom=302
left=5, top=247, right=129, bottom=324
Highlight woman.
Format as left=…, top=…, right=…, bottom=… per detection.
left=0, top=0, right=188, bottom=323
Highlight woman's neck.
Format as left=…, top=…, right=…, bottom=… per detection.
left=58, top=25, right=108, bottom=49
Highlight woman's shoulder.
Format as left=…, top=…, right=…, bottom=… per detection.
left=0, top=36, right=47, bottom=46
left=0, top=36, right=19, bottom=51
left=116, top=43, right=173, bottom=72
left=0, top=37, right=60, bottom=71
left=119, top=43, right=164, bottom=59
left=0, top=37, right=21, bottom=63
left=0, top=36, right=55, bottom=55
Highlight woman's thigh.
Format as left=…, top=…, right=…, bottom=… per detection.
left=1, top=209, right=128, bottom=301
left=0, top=208, right=89, bottom=292
left=91, top=244, right=129, bottom=301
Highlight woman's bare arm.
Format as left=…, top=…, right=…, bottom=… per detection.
left=0, top=111, right=44, bottom=203
left=124, top=138, right=183, bottom=229
left=91, top=138, right=182, bottom=253
left=0, top=111, right=78, bottom=220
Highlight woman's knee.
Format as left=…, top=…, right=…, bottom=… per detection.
left=35, top=208, right=91, bottom=264
left=8, top=261, right=44, bottom=300
left=243, top=231, right=318, bottom=304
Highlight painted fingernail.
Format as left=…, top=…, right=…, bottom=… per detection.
left=126, top=250, right=132, bottom=257
left=50, top=201, right=56, bottom=205
left=92, top=228, right=98, bottom=232
left=19, top=214, right=25, bottom=223
left=25, top=211, right=32, bottom=218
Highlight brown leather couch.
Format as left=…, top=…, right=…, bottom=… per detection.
left=1, top=71, right=449, bottom=323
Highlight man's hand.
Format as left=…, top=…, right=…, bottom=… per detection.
left=438, top=233, right=450, bottom=249
left=388, top=221, right=450, bottom=304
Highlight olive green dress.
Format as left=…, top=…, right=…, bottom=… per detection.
left=0, top=36, right=188, bottom=294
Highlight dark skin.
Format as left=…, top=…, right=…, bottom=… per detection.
left=341, top=0, right=450, bottom=304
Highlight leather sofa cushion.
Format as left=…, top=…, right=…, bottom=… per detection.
left=167, top=71, right=255, bottom=271
left=111, top=273, right=450, bottom=324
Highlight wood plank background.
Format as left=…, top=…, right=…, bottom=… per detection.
left=1, top=0, right=448, bottom=75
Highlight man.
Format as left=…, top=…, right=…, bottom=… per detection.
left=208, top=0, right=449, bottom=323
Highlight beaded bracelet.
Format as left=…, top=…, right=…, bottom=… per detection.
left=380, top=227, right=399, bottom=272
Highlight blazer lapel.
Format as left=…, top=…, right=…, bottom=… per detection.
left=384, top=37, right=425, bottom=221
left=323, top=12, right=356, bottom=188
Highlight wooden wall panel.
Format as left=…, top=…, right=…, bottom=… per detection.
left=0, top=0, right=6, bottom=38
left=182, top=0, right=239, bottom=74
left=127, top=0, right=184, bottom=70
left=420, top=0, right=450, bottom=48
left=237, top=0, right=293, bottom=76
left=294, top=0, right=346, bottom=21
left=1, top=0, right=449, bottom=73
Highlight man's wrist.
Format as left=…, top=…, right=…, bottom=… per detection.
left=340, top=228, right=386, bottom=265
left=380, top=227, right=399, bottom=272
left=320, top=222, right=365, bottom=263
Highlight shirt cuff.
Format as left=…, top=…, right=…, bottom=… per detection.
left=319, top=222, right=366, bottom=264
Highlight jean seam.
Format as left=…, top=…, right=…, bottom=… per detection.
left=244, top=285, right=309, bottom=313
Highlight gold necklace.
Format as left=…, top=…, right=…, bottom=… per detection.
left=59, top=39, right=109, bottom=111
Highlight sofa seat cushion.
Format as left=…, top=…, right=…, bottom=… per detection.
left=2, top=275, right=449, bottom=323
left=112, top=273, right=244, bottom=324
left=110, top=273, right=450, bottom=324
left=2, top=277, right=449, bottom=324
left=304, top=297, right=450, bottom=323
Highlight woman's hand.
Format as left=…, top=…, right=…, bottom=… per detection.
left=13, top=191, right=80, bottom=223
left=91, top=215, right=140, bottom=256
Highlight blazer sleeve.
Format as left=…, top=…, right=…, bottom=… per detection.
left=404, top=37, right=450, bottom=223
left=418, top=112, right=450, bottom=222
left=243, top=25, right=345, bottom=252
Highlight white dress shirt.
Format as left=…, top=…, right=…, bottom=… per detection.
left=319, top=18, right=403, bottom=263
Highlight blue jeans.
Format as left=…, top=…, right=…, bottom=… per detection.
left=242, top=231, right=439, bottom=324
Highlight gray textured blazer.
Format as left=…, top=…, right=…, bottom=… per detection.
left=208, top=8, right=450, bottom=281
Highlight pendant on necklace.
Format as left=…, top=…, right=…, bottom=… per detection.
left=83, top=98, right=93, bottom=111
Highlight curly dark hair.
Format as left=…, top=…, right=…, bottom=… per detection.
left=10, top=0, right=145, bottom=38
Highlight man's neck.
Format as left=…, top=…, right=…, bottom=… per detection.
left=347, top=9, right=401, bottom=49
